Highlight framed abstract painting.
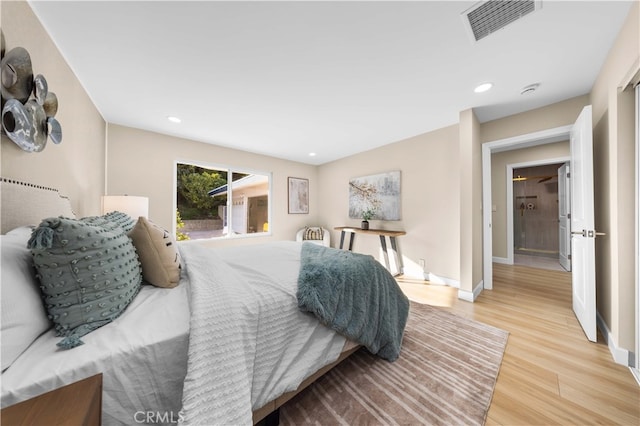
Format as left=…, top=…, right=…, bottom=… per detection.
left=288, top=177, right=309, bottom=214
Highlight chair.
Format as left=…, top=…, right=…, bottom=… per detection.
left=296, top=227, right=331, bottom=247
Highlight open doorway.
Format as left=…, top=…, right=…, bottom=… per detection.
left=482, top=124, right=574, bottom=291
left=482, top=106, right=597, bottom=341
left=512, top=162, right=567, bottom=271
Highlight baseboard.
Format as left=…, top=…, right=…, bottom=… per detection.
left=423, top=273, right=484, bottom=303
left=492, top=256, right=511, bottom=265
left=426, top=272, right=460, bottom=288
left=458, top=280, right=483, bottom=302
left=630, top=368, right=640, bottom=386
left=596, top=311, right=630, bottom=366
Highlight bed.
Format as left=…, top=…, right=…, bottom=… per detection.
left=0, top=178, right=409, bottom=425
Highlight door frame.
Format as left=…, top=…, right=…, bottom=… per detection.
left=505, top=157, right=570, bottom=265
left=558, top=162, right=571, bottom=272
left=634, top=84, right=639, bottom=383
left=482, top=125, right=573, bottom=289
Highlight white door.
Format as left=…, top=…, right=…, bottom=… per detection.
left=570, top=105, right=597, bottom=342
left=558, top=163, right=571, bottom=271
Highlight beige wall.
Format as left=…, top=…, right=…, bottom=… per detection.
left=317, top=124, right=460, bottom=283
left=590, top=1, right=639, bottom=351
left=106, top=124, right=318, bottom=247
left=481, top=96, right=590, bottom=143
left=491, top=141, right=570, bottom=259
left=0, top=0, right=105, bottom=217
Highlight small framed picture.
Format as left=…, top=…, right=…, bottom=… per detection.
left=288, top=177, right=309, bottom=214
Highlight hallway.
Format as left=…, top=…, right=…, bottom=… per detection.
left=514, top=253, right=567, bottom=272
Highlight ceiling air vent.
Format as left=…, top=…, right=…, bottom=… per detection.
left=461, top=0, right=542, bottom=42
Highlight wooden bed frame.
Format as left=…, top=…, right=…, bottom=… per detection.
left=252, top=344, right=360, bottom=424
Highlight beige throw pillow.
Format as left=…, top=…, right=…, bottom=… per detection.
left=129, top=217, right=181, bottom=288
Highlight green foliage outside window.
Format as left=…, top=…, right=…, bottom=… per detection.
left=176, top=164, right=227, bottom=220
left=176, top=210, right=190, bottom=241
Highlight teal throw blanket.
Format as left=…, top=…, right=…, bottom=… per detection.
left=297, top=243, right=410, bottom=361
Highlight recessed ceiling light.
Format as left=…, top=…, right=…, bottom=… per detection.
left=474, top=82, right=493, bottom=93
left=167, top=116, right=181, bottom=123
left=309, top=152, right=317, bottom=157
left=520, top=83, right=540, bottom=95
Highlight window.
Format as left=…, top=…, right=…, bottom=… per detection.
left=175, top=162, right=271, bottom=240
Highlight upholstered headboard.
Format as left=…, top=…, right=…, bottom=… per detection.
left=1, top=177, right=75, bottom=234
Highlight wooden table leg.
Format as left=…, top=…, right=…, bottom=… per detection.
left=339, top=231, right=346, bottom=249
left=379, top=235, right=392, bottom=272
left=390, top=236, right=403, bottom=275
left=348, top=233, right=355, bottom=251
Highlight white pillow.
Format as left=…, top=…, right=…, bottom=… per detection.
left=1, top=227, right=51, bottom=371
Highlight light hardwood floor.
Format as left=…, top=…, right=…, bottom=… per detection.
left=397, top=263, right=640, bottom=425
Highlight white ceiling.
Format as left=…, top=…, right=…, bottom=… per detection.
left=28, top=1, right=634, bottom=165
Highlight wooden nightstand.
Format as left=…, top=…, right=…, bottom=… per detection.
left=1, top=374, right=103, bottom=426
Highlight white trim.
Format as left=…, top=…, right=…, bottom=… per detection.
left=634, top=82, right=640, bottom=383
left=104, top=122, right=109, bottom=195
left=631, top=368, right=640, bottom=386
left=458, top=280, right=484, bottom=302
left=506, top=163, right=514, bottom=266
left=482, top=125, right=573, bottom=290
left=619, top=57, right=640, bottom=90
left=492, top=256, right=511, bottom=265
left=474, top=280, right=484, bottom=300
left=427, top=273, right=460, bottom=288
left=486, top=126, right=572, bottom=153
left=506, top=156, right=571, bottom=264
left=482, top=144, right=494, bottom=289
left=172, top=161, right=178, bottom=238
left=596, top=311, right=630, bottom=366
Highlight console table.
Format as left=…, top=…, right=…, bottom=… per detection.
left=334, top=226, right=406, bottom=276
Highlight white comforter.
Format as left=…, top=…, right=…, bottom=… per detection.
left=1, top=283, right=191, bottom=425
left=179, top=241, right=346, bottom=425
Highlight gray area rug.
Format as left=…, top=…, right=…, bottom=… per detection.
left=280, top=302, right=508, bottom=425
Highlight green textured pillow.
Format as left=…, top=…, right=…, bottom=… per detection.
left=28, top=214, right=142, bottom=349
left=85, top=211, right=137, bottom=233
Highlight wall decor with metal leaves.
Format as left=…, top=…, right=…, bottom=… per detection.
left=1, top=46, right=62, bottom=152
